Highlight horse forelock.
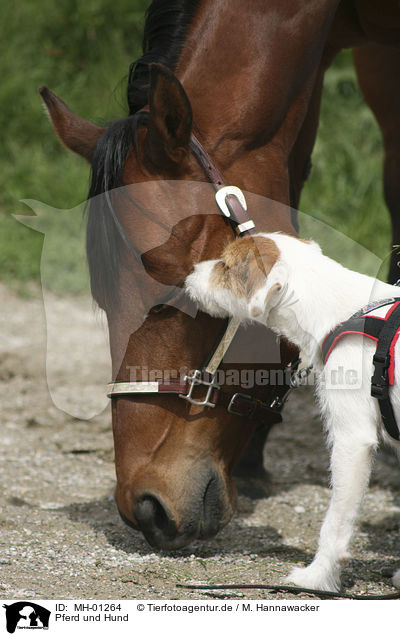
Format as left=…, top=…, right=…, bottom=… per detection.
left=127, top=0, right=201, bottom=115
left=86, top=112, right=148, bottom=311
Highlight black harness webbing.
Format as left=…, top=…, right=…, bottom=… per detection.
left=370, top=302, right=400, bottom=441
left=322, top=298, right=400, bottom=442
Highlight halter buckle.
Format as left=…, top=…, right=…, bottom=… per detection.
left=227, top=393, right=257, bottom=417
left=215, top=186, right=247, bottom=218
left=179, top=370, right=219, bottom=407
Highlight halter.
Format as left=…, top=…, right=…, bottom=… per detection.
left=107, top=130, right=300, bottom=427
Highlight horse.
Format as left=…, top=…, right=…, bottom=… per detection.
left=40, top=0, right=400, bottom=550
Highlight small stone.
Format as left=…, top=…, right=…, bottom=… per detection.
left=295, top=505, right=305, bottom=514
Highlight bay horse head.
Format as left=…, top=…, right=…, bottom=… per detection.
left=40, top=66, right=295, bottom=549
left=39, top=0, right=346, bottom=549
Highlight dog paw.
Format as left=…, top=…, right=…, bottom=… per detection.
left=285, top=563, right=340, bottom=593
left=393, top=569, right=400, bottom=589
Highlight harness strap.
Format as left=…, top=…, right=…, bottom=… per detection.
left=322, top=316, right=384, bottom=364
left=322, top=298, right=400, bottom=441
left=370, top=302, right=400, bottom=440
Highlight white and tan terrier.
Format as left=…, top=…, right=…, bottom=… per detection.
left=185, top=232, right=400, bottom=593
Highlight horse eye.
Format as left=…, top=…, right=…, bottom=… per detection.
left=149, top=304, right=167, bottom=314
left=148, top=287, right=185, bottom=315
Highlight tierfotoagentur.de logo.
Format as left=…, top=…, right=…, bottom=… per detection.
left=2, top=602, right=51, bottom=633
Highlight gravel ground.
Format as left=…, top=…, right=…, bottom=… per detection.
left=0, top=283, right=399, bottom=601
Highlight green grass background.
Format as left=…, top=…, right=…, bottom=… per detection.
left=0, top=0, right=392, bottom=293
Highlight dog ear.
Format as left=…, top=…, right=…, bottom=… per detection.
left=241, top=237, right=282, bottom=317
left=248, top=280, right=282, bottom=318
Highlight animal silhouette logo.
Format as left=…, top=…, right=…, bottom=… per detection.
left=14, top=192, right=382, bottom=418
left=2, top=602, right=50, bottom=633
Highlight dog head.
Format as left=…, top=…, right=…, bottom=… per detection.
left=185, top=234, right=285, bottom=322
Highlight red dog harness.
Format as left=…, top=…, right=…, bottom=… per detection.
left=322, top=298, right=400, bottom=441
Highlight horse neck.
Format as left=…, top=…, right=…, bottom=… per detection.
left=177, top=0, right=341, bottom=199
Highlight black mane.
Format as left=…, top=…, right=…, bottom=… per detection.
left=86, top=0, right=200, bottom=311
left=128, top=0, right=199, bottom=115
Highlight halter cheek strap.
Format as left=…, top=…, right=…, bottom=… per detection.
left=189, top=135, right=256, bottom=236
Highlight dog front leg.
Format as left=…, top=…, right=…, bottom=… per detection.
left=286, top=434, right=377, bottom=592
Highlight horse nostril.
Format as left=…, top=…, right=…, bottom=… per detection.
left=134, top=495, right=172, bottom=536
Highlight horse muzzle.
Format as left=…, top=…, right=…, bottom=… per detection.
left=116, top=468, right=234, bottom=550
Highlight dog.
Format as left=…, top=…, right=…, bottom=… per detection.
left=185, top=232, right=400, bottom=592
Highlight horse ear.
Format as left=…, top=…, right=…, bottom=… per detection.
left=145, top=63, right=193, bottom=168
left=39, top=86, right=105, bottom=163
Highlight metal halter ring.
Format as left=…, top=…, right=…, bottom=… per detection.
left=179, top=370, right=219, bottom=407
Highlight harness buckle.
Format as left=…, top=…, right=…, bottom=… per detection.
left=290, top=364, right=313, bottom=388
left=227, top=393, right=257, bottom=417
left=371, top=384, right=389, bottom=399
left=179, top=370, right=219, bottom=408
left=269, top=395, right=286, bottom=411
left=371, top=353, right=390, bottom=400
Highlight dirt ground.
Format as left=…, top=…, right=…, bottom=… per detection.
left=0, top=283, right=399, bottom=601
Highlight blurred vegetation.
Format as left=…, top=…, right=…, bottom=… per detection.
left=300, top=51, right=391, bottom=279
left=0, top=0, right=148, bottom=291
left=0, top=0, right=392, bottom=293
